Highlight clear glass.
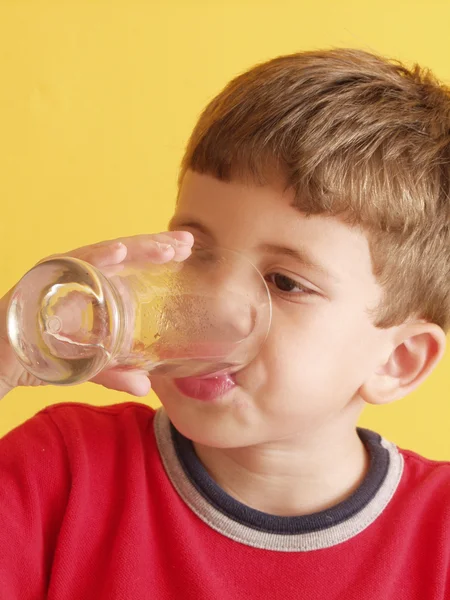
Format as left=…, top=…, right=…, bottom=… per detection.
left=7, top=247, right=272, bottom=385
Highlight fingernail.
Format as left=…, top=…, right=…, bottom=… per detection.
left=173, top=239, right=192, bottom=247
left=111, top=242, right=125, bottom=250
left=155, top=242, right=173, bottom=251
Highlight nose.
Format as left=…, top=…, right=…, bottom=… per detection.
left=175, top=249, right=271, bottom=345
left=197, top=290, right=258, bottom=342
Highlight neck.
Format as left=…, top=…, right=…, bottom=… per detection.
left=193, top=422, right=370, bottom=517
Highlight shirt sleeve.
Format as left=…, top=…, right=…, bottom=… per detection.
left=0, top=409, right=71, bottom=599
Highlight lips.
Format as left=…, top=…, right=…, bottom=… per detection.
left=174, top=373, right=236, bottom=401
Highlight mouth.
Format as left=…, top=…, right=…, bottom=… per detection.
left=173, top=372, right=237, bottom=402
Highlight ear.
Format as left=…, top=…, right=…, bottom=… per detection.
left=359, top=322, right=446, bottom=406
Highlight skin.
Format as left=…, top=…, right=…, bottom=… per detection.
left=151, top=170, right=446, bottom=515
left=0, top=169, right=446, bottom=516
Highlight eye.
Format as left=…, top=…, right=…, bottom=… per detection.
left=266, top=273, right=314, bottom=296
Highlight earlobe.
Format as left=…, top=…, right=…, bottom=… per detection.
left=359, top=322, right=446, bottom=406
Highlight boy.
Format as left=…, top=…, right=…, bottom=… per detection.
left=0, top=48, right=449, bottom=599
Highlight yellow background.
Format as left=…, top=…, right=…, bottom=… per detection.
left=1, top=0, right=450, bottom=458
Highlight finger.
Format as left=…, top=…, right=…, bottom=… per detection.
left=91, top=369, right=151, bottom=396
left=46, top=231, right=193, bottom=271
left=166, top=231, right=195, bottom=247
left=116, top=233, right=191, bottom=263
left=41, top=241, right=128, bottom=269
left=71, top=241, right=128, bottom=267
left=76, top=234, right=182, bottom=266
left=71, top=232, right=189, bottom=252
left=155, top=232, right=194, bottom=263
left=109, top=238, right=179, bottom=265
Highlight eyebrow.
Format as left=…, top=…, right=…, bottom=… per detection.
left=168, top=217, right=339, bottom=282
left=258, top=243, right=339, bottom=282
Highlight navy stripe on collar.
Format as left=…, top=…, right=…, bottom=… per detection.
left=170, top=424, right=389, bottom=535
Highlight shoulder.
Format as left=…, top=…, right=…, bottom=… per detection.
left=38, top=402, right=156, bottom=420
left=1, top=400, right=158, bottom=465
left=399, top=445, right=450, bottom=476
left=34, top=401, right=158, bottom=460
left=41, top=400, right=157, bottom=430
left=397, top=445, right=450, bottom=509
left=33, top=401, right=161, bottom=479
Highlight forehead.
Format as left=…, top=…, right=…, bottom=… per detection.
left=175, top=170, right=377, bottom=288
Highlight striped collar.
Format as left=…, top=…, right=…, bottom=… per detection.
left=154, top=409, right=404, bottom=552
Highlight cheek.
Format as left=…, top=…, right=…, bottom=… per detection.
left=255, top=307, right=377, bottom=398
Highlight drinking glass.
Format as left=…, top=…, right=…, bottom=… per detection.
left=7, top=247, right=272, bottom=385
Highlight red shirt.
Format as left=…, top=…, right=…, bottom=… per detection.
left=0, top=402, right=449, bottom=599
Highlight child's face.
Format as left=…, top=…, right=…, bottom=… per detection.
left=151, top=170, right=392, bottom=448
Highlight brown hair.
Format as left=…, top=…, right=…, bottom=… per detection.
left=179, top=48, right=450, bottom=331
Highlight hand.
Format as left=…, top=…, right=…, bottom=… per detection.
left=0, top=231, right=194, bottom=398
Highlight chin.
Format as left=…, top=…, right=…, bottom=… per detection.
left=152, top=376, right=259, bottom=446
left=155, top=393, right=243, bottom=449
